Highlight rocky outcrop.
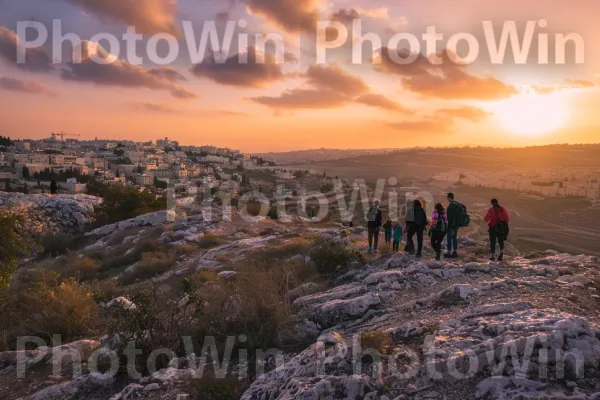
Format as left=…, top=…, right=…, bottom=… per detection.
left=85, top=209, right=179, bottom=238
left=0, top=192, right=101, bottom=235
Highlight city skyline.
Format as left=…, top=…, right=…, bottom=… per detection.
left=1, top=0, right=600, bottom=152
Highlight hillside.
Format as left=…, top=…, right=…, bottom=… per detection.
left=1, top=207, right=600, bottom=400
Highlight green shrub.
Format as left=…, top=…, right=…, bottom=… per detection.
left=310, top=239, right=364, bottom=277
left=38, top=234, right=75, bottom=257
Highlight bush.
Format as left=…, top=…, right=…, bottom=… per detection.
left=187, top=377, right=243, bottom=400
left=360, top=330, right=392, bottom=355
left=0, top=271, right=102, bottom=348
left=197, top=234, right=222, bottom=249
left=118, top=251, right=176, bottom=285
left=52, top=256, right=102, bottom=281
left=38, top=234, right=76, bottom=257
left=310, top=239, right=364, bottom=277
left=0, top=211, right=39, bottom=288
left=105, top=282, right=204, bottom=375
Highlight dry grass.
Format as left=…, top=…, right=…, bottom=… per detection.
left=118, top=251, right=177, bottom=285
left=197, top=234, right=223, bottom=249
left=360, top=330, right=392, bottom=355
left=0, top=271, right=102, bottom=349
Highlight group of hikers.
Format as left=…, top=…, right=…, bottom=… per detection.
left=366, top=192, right=510, bottom=261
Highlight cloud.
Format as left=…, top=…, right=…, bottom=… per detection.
left=190, top=45, right=285, bottom=88
left=64, top=0, right=179, bottom=35
left=533, top=78, right=598, bottom=94
left=245, top=0, right=322, bottom=34
left=386, top=117, right=453, bottom=132
left=356, top=93, right=410, bottom=113
left=133, top=102, right=177, bottom=113
left=330, top=9, right=360, bottom=24
left=252, top=88, right=348, bottom=109
left=133, top=102, right=249, bottom=117
left=250, top=63, right=407, bottom=113
left=375, top=48, right=517, bottom=100
left=385, top=106, right=488, bottom=133
left=61, top=41, right=196, bottom=99
left=0, top=76, right=56, bottom=96
left=436, top=106, right=489, bottom=122
left=0, top=27, right=53, bottom=73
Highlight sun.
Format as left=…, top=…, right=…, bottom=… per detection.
left=492, top=90, right=571, bottom=135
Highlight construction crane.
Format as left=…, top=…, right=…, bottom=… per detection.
left=50, top=131, right=81, bottom=142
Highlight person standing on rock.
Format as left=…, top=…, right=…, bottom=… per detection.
left=392, top=222, right=402, bottom=252
left=383, top=217, right=392, bottom=244
left=366, top=200, right=382, bottom=253
left=484, top=198, right=510, bottom=261
left=429, top=203, right=448, bottom=261
left=406, top=199, right=428, bottom=258
left=445, top=192, right=469, bottom=258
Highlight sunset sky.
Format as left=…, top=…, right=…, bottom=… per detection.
left=1, top=0, right=599, bottom=152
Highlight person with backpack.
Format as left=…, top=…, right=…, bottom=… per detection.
left=366, top=200, right=383, bottom=253
left=392, top=221, right=402, bottom=252
left=445, top=192, right=469, bottom=258
left=484, top=198, right=510, bottom=261
left=383, top=217, right=393, bottom=244
left=429, top=203, right=448, bottom=261
left=405, top=199, right=428, bottom=258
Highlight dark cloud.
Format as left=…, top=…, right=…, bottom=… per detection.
left=252, top=88, right=348, bottom=109
left=0, top=27, right=52, bottom=73
left=246, top=0, right=322, bottom=33
left=190, top=45, right=284, bottom=88
left=0, top=76, right=55, bottom=96
left=64, top=0, right=179, bottom=35
left=330, top=8, right=360, bottom=24
left=61, top=41, right=196, bottom=99
left=375, top=48, right=517, bottom=100
left=250, top=63, right=407, bottom=113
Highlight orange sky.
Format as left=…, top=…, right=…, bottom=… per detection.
left=0, top=0, right=599, bottom=152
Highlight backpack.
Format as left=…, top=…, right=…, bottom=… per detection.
left=433, top=211, right=448, bottom=233
left=454, top=201, right=470, bottom=227
left=367, top=206, right=379, bottom=222
left=494, top=207, right=510, bottom=240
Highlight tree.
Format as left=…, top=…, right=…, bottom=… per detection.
left=4, top=181, right=11, bottom=192
left=22, top=166, right=30, bottom=180
left=0, top=211, right=39, bottom=288
left=23, top=183, right=28, bottom=194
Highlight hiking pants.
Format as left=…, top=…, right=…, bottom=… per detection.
left=385, top=231, right=392, bottom=243
left=489, top=227, right=505, bottom=254
left=431, top=231, right=446, bottom=254
left=368, top=226, right=380, bottom=249
left=392, top=240, right=400, bottom=252
left=407, top=224, right=424, bottom=254
left=447, top=228, right=459, bottom=252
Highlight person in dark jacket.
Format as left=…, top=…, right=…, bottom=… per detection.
left=484, top=198, right=510, bottom=261
left=445, top=192, right=460, bottom=258
left=405, top=199, right=428, bottom=258
left=383, top=217, right=392, bottom=244
left=50, top=179, right=58, bottom=195
left=367, top=200, right=383, bottom=252
left=429, top=203, right=448, bottom=261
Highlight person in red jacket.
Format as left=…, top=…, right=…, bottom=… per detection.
left=484, top=198, right=510, bottom=261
